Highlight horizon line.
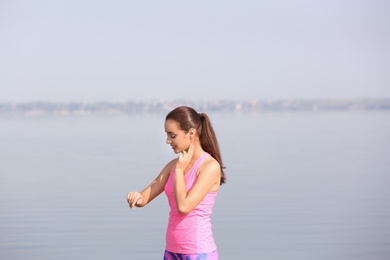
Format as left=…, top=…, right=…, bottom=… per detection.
left=1, top=97, right=390, bottom=104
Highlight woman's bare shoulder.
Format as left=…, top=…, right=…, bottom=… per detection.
left=200, top=155, right=221, bottom=173
left=161, top=158, right=178, bottom=173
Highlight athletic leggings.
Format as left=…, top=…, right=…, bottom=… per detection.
left=163, top=249, right=218, bottom=260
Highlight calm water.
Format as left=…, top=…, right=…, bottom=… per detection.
left=1, top=111, right=389, bottom=259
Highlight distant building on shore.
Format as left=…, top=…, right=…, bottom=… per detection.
left=1, top=98, right=390, bottom=116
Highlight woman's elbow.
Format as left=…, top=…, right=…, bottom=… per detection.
left=177, top=205, right=191, bottom=215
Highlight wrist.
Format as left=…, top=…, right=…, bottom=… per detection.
left=135, top=194, right=144, bottom=207
left=175, top=168, right=184, bottom=174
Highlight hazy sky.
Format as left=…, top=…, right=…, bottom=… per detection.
left=1, top=0, right=389, bottom=102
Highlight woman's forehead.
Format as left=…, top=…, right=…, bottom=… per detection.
left=164, top=119, right=181, bottom=131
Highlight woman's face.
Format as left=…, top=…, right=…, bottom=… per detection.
left=164, top=119, right=190, bottom=154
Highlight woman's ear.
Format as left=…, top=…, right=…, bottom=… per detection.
left=189, top=128, right=196, bottom=140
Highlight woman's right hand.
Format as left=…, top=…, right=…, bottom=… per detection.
left=126, top=191, right=144, bottom=209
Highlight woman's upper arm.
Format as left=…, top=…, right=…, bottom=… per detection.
left=180, top=159, right=221, bottom=213
left=139, top=159, right=176, bottom=206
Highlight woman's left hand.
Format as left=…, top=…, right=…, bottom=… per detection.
left=175, top=144, right=194, bottom=173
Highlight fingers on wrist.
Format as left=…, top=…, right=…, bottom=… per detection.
left=127, top=191, right=141, bottom=207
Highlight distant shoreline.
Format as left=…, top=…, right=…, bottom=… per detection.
left=1, top=98, right=390, bottom=116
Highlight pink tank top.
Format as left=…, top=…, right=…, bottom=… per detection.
left=164, top=152, right=218, bottom=254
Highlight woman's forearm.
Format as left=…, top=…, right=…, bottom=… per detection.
left=173, top=168, right=190, bottom=214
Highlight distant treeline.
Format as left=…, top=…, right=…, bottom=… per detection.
left=1, top=98, right=390, bottom=116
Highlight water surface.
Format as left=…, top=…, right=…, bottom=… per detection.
left=1, top=111, right=389, bottom=259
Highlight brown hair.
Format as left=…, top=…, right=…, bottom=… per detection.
left=166, top=106, right=226, bottom=185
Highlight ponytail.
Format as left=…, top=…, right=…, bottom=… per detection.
left=199, top=113, right=226, bottom=184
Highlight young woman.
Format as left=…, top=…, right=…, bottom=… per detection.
left=126, top=106, right=226, bottom=260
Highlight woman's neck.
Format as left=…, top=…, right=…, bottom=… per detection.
left=190, top=142, right=205, bottom=162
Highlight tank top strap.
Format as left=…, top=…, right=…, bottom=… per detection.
left=186, top=152, right=210, bottom=179
left=193, top=152, right=210, bottom=169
